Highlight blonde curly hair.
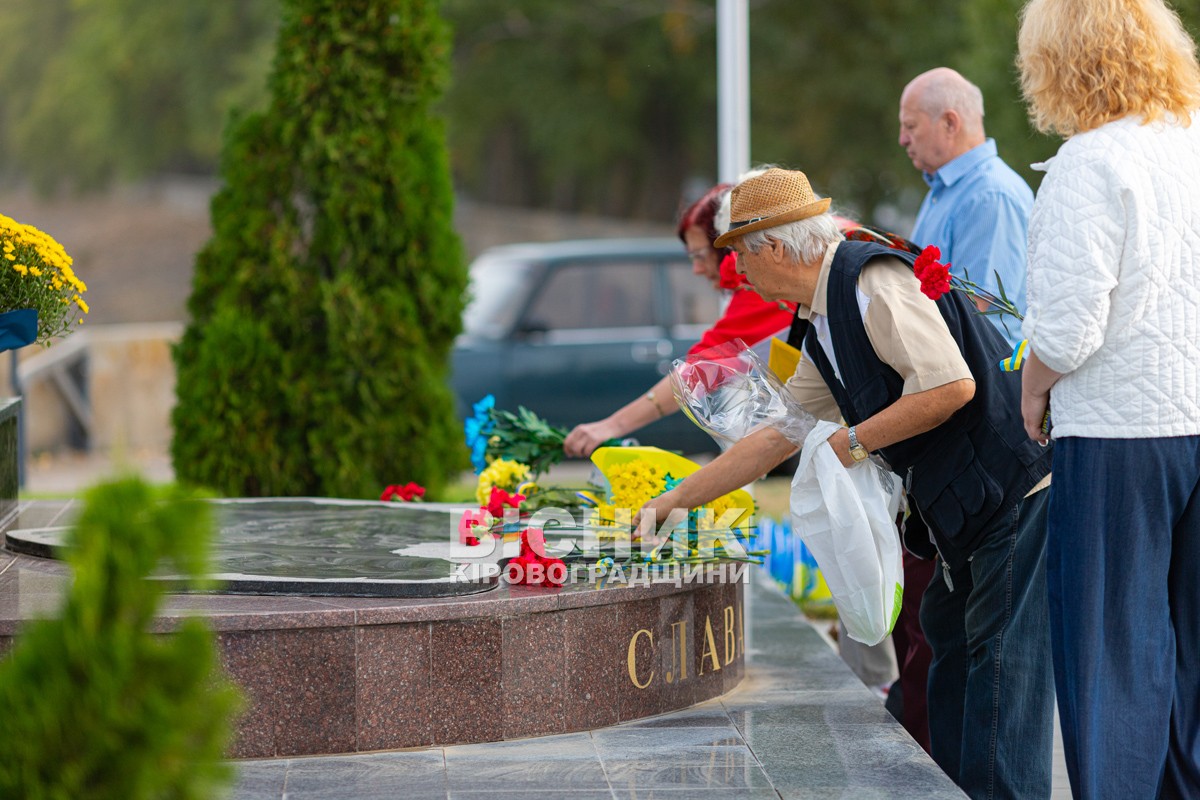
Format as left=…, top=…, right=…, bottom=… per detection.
left=1018, top=0, right=1200, bottom=136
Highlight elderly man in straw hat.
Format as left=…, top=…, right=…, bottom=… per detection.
left=638, top=168, right=1055, bottom=799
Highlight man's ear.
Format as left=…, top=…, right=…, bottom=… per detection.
left=769, top=237, right=787, bottom=263
left=942, top=109, right=962, bottom=136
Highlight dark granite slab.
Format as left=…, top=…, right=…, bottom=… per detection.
left=355, top=623, right=434, bottom=751
left=430, top=617, right=504, bottom=745
left=218, top=630, right=279, bottom=758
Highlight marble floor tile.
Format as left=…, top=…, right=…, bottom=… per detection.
left=284, top=770, right=445, bottom=797
left=590, top=725, right=744, bottom=758
left=600, top=750, right=762, bottom=771
left=773, top=789, right=962, bottom=800
left=444, top=732, right=597, bottom=760
left=747, top=723, right=962, bottom=796
left=450, top=792, right=614, bottom=800
left=618, top=708, right=734, bottom=729
left=284, top=751, right=448, bottom=797
left=603, top=759, right=775, bottom=792
left=285, top=787, right=444, bottom=800
left=285, top=750, right=445, bottom=771
left=226, top=760, right=288, bottom=800
left=611, top=790, right=779, bottom=800
left=726, top=701, right=895, bottom=728
left=444, top=757, right=610, bottom=792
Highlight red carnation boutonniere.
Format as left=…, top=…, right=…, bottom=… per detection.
left=912, top=245, right=952, bottom=301
left=380, top=482, right=426, bottom=502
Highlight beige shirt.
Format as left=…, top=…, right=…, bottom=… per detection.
left=785, top=241, right=973, bottom=422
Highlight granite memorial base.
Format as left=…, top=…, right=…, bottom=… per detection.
left=1, top=498, right=747, bottom=757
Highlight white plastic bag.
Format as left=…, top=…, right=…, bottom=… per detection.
left=791, top=420, right=904, bottom=645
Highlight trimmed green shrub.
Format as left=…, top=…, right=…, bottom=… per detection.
left=172, top=0, right=468, bottom=497
left=0, top=477, right=241, bottom=800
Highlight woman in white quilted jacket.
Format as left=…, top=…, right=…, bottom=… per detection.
left=1017, top=1, right=1200, bottom=797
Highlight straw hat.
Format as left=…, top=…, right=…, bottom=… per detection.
left=713, top=168, right=832, bottom=248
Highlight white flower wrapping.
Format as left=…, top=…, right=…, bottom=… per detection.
left=669, top=339, right=817, bottom=450
left=792, top=420, right=904, bottom=645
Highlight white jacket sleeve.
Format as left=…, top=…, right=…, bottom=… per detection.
left=1022, top=156, right=1125, bottom=375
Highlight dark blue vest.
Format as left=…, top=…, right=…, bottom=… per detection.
left=804, top=240, right=1051, bottom=567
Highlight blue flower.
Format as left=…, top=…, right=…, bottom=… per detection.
left=471, top=438, right=489, bottom=474
left=472, top=394, right=496, bottom=421
left=464, top=394, right=497, bottom=473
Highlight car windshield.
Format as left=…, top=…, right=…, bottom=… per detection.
left=460, top=255, right=535, bottom=339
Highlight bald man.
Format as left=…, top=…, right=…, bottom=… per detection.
left=899, top=67, right=1033, bottom=348
left=894, top=68, right=1038, bottom=779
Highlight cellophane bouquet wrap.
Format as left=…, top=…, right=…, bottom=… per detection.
left=669, top=339, right=818, bottom=450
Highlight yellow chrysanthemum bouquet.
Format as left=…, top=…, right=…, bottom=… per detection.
left=0, top=213, right=87, bottom=348
left=588, top=446, right=758, bottom=562
left=461, top=396, right=765, bottom=571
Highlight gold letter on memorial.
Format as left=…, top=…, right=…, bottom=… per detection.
left=700, top=615, right=721, bottom=674
left=627, top=629, right=654, bottom=689
left=724, top=605, right=736, bottom=665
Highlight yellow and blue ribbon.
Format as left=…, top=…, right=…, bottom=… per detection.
left=999, top=339, right=1028, bottom=372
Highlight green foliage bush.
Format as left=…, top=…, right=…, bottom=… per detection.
left=0, top=477, right=241, bottom=800
left=172, top=0, right=468, bottom=498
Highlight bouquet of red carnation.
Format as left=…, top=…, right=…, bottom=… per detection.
left=380, top=482, right=425, bottom=502
left=913, top=246, right=953, bottom=301
left=505, top=529, right=567, bottom=587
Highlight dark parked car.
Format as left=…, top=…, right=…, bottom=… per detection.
left=451, top=238, right=723, bottom=456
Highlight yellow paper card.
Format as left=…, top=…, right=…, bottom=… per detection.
left=768, top=337, right=802, bottom=382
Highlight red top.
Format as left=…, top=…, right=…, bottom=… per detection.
left=686, top=253, right=794, bottom=357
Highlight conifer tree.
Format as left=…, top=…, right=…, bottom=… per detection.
left=0, top=478, right=240, bottom=799
left=172, top=0, right=467, bottom=496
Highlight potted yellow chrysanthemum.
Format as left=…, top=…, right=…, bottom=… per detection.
left=0, top=212, right=87, bottom=350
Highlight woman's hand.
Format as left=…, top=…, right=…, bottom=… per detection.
left=563, top=418, right=621, bottom=458
left=1022, top=389, right=1051, bottom=445
left=1020, top=349, right=1061, bottom=446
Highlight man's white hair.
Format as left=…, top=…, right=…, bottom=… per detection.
left=740, top=214, right=844, bottom=265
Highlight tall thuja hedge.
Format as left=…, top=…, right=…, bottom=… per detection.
left=172, top=0, right=467, bottom=497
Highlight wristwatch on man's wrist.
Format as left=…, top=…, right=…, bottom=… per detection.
left=847, top=425, right=869, bottom=462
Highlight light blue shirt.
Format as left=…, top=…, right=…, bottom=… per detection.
left=910, top=139, right=1033, bottom=347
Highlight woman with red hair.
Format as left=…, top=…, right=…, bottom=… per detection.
left=563, top=183, right=795, bottom=457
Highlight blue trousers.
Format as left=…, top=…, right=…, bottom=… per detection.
left=1048, top=436, right=1200, bottom=799
left=921, top=488, right=1054, bottom=800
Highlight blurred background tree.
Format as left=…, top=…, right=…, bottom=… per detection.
left=0, top=0, right=277, bottom=191
left=171, top=0, right=467, bottom=497
left=3, top=0, right=1199, bottom=222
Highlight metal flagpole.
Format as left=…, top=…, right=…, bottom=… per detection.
left=717, top=0, right=754, bottom=653
left=717, top=0, right=750, bottom=184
